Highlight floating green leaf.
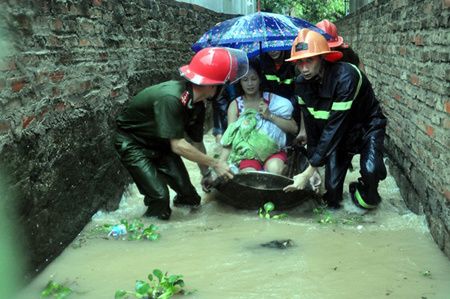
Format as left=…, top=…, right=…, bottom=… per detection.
left=259, top=202, right=290, bottom=220
left=40, top=281, right=73, bottom=298
left=116, top=269, right=196, bottom=298
left=420, top=270, right=431, bottom=276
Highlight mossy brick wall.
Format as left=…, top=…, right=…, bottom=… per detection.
left=336, top=0, right=449, bottom=257
left=0, top=0, right=233, bottom=276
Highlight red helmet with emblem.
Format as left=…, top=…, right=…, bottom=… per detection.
left=316, top=19, right=344, bottom=48
left=179, top=47, right=249, bottom=86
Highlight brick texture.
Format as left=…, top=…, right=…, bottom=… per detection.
left=0, top=0, right=233, bottom=276
left=336, top=0, right=449, bottom=258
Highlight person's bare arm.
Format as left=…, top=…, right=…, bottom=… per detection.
left=267, top=114, right=298, bottom=134
left=283, top=165, right=317, bottom=192
left=227, top=100, right=238, bottom=125
left=259, top=102, right=298, bottom=134
left=191, top=141, right=209, bottom=176
left=170, top=138, right=233, bottom=180
left=219, top=146, right=232, bottom=163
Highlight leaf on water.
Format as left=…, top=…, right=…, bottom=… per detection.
left=114, top=290, right=127, bottom=298
left=40, top=289, right=52, bottom=297
left=168, top=275, right=179, bottom=284
left=153, top=269, right=163, bottom=281
left=420, top=270, right=431, bottom=276
left=313, top=208, right=323, bottom=214
left=264, top=202, right=275, bottom=212
left=59, top=286, right=73, bottom=296
left=134, top=281, right=150, bottom=295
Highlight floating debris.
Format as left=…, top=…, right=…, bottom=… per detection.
left=108, top=224, right=127, bottom=237
left=261, top=239, right=293, bottom=249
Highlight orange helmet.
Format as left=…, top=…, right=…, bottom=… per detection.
left=179, top=47, right=249, bottom=86
left=316, top=19, right=343, bottom=48
left=285, top=29, right=343, bottom=62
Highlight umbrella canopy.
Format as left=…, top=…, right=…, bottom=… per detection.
left=191, top=12, right=334, bottom=58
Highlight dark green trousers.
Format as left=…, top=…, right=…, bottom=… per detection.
left=114, top=132, right=200, bottom=217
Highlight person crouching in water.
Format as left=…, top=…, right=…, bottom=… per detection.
left=115, top=48, right=249, bottom=220
left=217, top=60, right=298, bottom=178
left=283, top=29, right=387, bottom=210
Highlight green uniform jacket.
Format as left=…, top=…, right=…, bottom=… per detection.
left=116, top=80, right=205, bottom=152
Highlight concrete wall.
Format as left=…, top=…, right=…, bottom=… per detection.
left=0, top=0, right=233, bottom=277
left=336, top=0, right=449, bottom=257
left=176, top=0, right=257, bottom=15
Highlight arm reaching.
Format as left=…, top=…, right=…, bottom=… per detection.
left=283, top=165, right=317, bottom=192
left=170, top=138, right=234, bottom=181
left=191, top=141, right=209, bottom=176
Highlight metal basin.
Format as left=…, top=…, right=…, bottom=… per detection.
left=215, top=171, right=317, bottom=210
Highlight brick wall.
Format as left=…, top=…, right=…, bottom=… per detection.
left=336, top=0, right=449, bottom=257
left=0, top=0, right=233, bottom=276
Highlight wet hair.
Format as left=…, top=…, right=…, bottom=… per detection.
left=234, top=57, right=263, bottom=97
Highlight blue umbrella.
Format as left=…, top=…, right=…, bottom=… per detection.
left=191, top=12, right=334, bottom=58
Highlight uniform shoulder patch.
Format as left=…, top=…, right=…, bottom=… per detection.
left=180, top=90, right=190, bottom=106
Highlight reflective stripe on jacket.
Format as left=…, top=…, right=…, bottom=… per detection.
left=296, top=62, right=386, bottom=167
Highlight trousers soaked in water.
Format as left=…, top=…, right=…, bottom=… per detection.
left=114, top=132, right=200, bottom=216
left=323, top=127, right=387, bottom=207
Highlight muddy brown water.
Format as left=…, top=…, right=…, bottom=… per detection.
left=19, top=135, right=450, bottom=298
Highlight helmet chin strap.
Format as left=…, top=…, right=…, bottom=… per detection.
left=186, top=97, right=194, bottom=109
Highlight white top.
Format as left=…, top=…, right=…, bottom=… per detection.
left=234, top=92, right=293, bottom=149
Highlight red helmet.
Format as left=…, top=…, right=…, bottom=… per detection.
left=316, top=19, right=343, bottom=48
left=179, top=47, right=248, bottom=86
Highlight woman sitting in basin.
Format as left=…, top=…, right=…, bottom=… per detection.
left=219, top=60, right=298, bottom=175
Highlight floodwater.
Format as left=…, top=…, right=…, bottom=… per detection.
left=19, top=134, right=450, bottom=299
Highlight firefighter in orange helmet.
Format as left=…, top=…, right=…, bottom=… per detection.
left=115, top=48, right=249, bottom=220
left=284, top=29, right=387, bottom=210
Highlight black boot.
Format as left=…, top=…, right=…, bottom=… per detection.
left=143, top=207, right=171, bottom=220
left=172, top=195, right=201, bottom=209
left=349, top=179, right=379, bottom=209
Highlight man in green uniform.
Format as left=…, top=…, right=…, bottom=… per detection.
left=115, top=47, right=249, bottom=220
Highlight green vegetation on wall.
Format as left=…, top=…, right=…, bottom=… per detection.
left=260, top=0, right=346, bottom=23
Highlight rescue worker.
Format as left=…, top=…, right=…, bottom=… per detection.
left=114, top=47, right=249, bottom=220
left=316, top=19, right=366, bottom=73
left=260, top=50, right=321, bottom=191
left=260, top=50, right=296, bottom=100
left=283, top=29, right=387, bottom=210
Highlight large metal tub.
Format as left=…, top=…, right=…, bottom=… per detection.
left=215, top=171, right=317, bottom=210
